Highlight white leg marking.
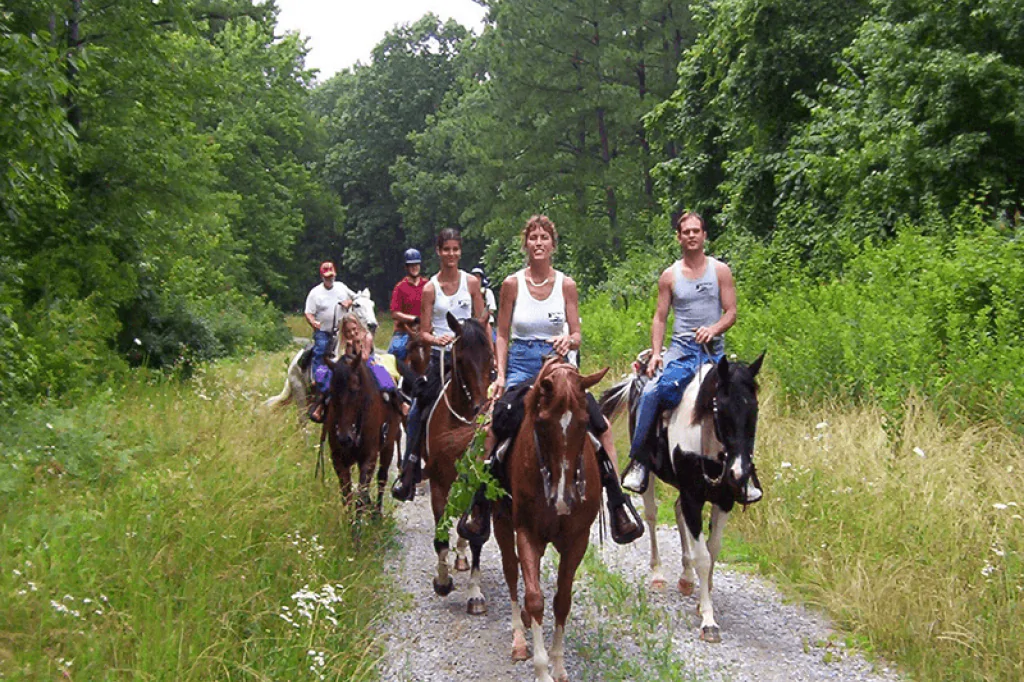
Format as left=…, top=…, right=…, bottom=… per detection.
left=436, top=547, right=449, bottom=586
left=467, top=567, right=484, bottom=604
left=708, top=505, right=729, bottom=593
left=551, top=624, right=567, bottom=681
left=693, top=530, right=717, bottom=632
left=675, top=498, right=698, bottom=592
left=643, top=485, right=666, bottom=588
left=531, top=619, right=554, bottom=682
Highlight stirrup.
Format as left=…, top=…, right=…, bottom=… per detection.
left=457, top=490, right=491, bottom=543
left=609, top=497, right=644, bottom=545
left=308, top=397, right=327, bottom=424
left=621, top=460, right=649, bottom=494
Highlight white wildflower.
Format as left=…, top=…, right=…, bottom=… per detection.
left=815, top=421, right=829, bottom=429
left=781, top=462, right=793, bottom=469
left=994, top=503, right=1009, bottom=510
left=913, top=447, right=925, bottom=458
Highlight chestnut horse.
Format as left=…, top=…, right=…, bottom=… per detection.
left=326, top=353, right=402, bottom=512
left=422, top=313, right=494, bottom=612
left=403, top=317, right=431, bottom=378
left=492, top=357, right=608, bottom=682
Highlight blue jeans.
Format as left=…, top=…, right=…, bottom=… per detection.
left=388, top=332, right=409, bottom=361
left=505, top=339, right=554, bottom=389
left=312, top=330, right=333, bottom=394
left=628, top=340, right=723, bottom=463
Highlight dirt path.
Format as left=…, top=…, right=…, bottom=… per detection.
left=374, top=490, right=903, bottom=682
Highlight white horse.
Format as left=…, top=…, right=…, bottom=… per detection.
left=264, top=289, right=378, bottom=410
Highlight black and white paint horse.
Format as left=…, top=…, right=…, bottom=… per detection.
left=601, top=351, right=764, bottom=643
left=263, top=289, right=378, bottom=410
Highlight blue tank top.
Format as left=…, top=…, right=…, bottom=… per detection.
left=670, top=257, right=724, bottom=355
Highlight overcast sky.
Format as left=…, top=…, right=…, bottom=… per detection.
left=274, top=0, right=488, bottom=81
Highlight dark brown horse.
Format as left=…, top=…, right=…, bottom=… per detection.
left=325, top=353, right=402, bottom=511
left=492, top=357, right=608, bottom=682
left=404, top=317, right=431, bottom=378
left=422, top=313, right=494, bottom=612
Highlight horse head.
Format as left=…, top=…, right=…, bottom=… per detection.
left=446, top=311, right=493, bottom=417
left=696, top=352, right=764, bottom=498
left=350, top=289, right=378, bottom=334
left=330, top=353, right=370, bottom=450
left=527, top=358, right=609, bottom=515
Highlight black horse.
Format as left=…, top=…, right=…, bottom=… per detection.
left=601, top=352, right=764, bottom=643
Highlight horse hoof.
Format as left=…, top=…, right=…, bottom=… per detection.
left=432, top=576, right=454, bottom=597
left=454, top=556, right=471, bottom=572
left=700, top=626, right=722, bottom=643
left=678, top=578, right=695, bottom=596
left=466, top=597, right=487, bottom=615
left=511, top=643, right=530, bottom=661
left=650, top=577, right=667, bottom=590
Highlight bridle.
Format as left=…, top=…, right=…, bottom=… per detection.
left=438, top=336, right=486, bottom=426
left=531, top=363, right=589, bottom=507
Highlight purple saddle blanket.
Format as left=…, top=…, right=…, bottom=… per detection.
left=367, top=358, right=396, bottom=392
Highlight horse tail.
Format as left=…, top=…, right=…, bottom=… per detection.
left=263, top=373, right=293, bottom=409
left=598, top=376, right=634, bottom=422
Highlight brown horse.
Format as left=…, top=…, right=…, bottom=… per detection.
left=404, top=317, right=431, bottom=378
left=325, top=353, right=402, bottom=511
left=422, top=313, right=494, bottom=612
left=492, top=357, right=609, bottom=682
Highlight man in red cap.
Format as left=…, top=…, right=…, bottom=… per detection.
left=304, top=261, right=355, bottom=421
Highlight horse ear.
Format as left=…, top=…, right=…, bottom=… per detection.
left=349, top=354, right=361, bottom=370
left=539, top=377, right=554, bottom=401
left=748, top=350, right=765, bottom=377
left=717, top=355, right=731, bottom=385
left=580, top=367, right=610, bottom=391
left=447, top=311, right=462, bottom=335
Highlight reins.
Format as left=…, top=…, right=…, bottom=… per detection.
left=697, top=342, right=727, bottom=488
left=439, top=340, right=484, bottom=426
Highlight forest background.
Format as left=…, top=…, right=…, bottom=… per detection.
left=2, top=0, right=1023, bottom=679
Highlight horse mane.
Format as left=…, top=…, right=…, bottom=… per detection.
left=692, top=359, right=759, bottom=424
left=458, top=317, right=489, bottom=348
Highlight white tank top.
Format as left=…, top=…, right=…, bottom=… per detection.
left=430, top=271, right=473, bottom=343
left=510, top=270, right=567, bottom=341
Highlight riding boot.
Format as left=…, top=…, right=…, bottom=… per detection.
left=457, top=485, right=492, bottom=543
left=308, top=393, right=328, bottom=424
left=598, top=447, right=644, bottom=544
left=391, top=450, right=420, bottom=502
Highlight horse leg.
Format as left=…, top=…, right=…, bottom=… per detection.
left=356, top=453, right=377, bottom=512
left=643, top=484, right=666, bottom=589
left=465, top=537, right=487, bottom=615
left=675, top=494, right=720, bottom=643
left=430, top=481, right=454, bottom=596
left=707, top=504, right=729, bottom=595
left=454, top=536, right=471, bottom=572
left=673, top=496, right=699, bottom=596
left=517, top=530, right=553, bottom=682
left=551, top=535, right=589, bottom=682
left=493, top=511, right=528, bottom=661
left=330, top=452, right=354, bottom=506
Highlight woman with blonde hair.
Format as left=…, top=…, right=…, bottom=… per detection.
left=461, top=215, right=642, bottom=544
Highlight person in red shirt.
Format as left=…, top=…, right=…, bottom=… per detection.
left=388, top=248, right=427, bottom=361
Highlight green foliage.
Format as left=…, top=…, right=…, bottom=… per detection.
left=317, top=15, right=470, bottom=300
left=434, top=414, right=506, bottom=543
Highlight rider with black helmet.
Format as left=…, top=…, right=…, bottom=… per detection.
left=388, top=248, right=427, bottom=361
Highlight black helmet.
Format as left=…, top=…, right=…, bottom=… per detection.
left=404, top=248, right=422, bottom=265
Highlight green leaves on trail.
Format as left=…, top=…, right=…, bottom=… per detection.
left=434, top=414, right=506, bottom=544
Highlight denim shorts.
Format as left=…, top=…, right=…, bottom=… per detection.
left=505, top=339, right=554, bottom=389
left=388, top=332, right=409, bottom=360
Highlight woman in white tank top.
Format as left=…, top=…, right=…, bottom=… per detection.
left=392, top=227, right=490, bottom=503
left=470, top=215, right=643, bottom=545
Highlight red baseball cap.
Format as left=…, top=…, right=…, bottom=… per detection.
left=319, top=262, right=336, bottom=277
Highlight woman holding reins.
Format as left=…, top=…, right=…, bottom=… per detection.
left=462, top=215, right=642, bottom=544
left=391, top=227, right=491, bottom=502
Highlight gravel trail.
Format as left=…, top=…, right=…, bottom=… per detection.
left=375, top=492, right=903, bottom=682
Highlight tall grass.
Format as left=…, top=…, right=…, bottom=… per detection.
left=724, top=384, right=1024, bottom=681
left=0, top=351, right=393, bottom=680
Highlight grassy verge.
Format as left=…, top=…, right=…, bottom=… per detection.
left=0, top=350, right=394, bottom=680
left=724, top=382, right=1024, bottom=682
